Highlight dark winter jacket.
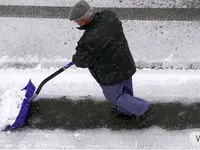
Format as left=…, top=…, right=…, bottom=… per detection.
left=72, top=10, right=136, bottom=85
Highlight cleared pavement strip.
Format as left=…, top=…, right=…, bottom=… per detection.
left=26, top=97, right=200, bottom=130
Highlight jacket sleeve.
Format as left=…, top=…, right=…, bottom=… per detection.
left=72, top=40, right=99, bottom=68
left=72, top=28, right=113, bottom=68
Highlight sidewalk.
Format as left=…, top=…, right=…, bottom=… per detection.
left=1, top=68, right=200, bottom=149
left=28, top=97, right=200, bottom=130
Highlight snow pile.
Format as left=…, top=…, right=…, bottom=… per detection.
left=0, top=89, right=26, bottom=130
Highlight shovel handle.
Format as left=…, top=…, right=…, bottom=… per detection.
left=35, top=62, right=73, bottom=95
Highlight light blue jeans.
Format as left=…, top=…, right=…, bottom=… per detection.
left=100, top=78, right=149, bottom=116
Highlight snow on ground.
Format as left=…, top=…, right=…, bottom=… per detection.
left=0, top=0, right=199, bottom=8
left=1, top=67, right=200, bottom=103
left=0, top=127, right=199, bottom=149
left=1, top=18, right=200, bottom=69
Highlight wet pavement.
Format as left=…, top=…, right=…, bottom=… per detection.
left=0, top=5, right=200, bottom=20
left=26, top=97, right=200, bottom=131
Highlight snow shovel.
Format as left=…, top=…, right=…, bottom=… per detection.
left=5, top=61, right=73, bottom=130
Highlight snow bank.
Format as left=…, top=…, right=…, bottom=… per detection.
left=0, top=18, right=200, bottom=69
left=1, top=68, right=200, bottom=103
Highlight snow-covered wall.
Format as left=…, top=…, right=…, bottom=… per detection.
left=0, top=0, right=200, bottom=8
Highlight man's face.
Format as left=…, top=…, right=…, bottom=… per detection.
left=75, top=19, right=88, bottom=26
left=75, top=19, right=91, bottom=26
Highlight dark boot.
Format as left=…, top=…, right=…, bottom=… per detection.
left=110, top=105, right=136, bottom=119
left=135, top=105, right=155, bottom=128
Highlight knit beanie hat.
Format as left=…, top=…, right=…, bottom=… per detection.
left=68, top=0, right=95, bottom=21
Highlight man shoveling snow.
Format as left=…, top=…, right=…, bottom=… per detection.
left=68, top=0, right=154, bottom=126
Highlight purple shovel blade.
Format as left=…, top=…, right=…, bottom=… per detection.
left=6, top=80, right=36, bottom=130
